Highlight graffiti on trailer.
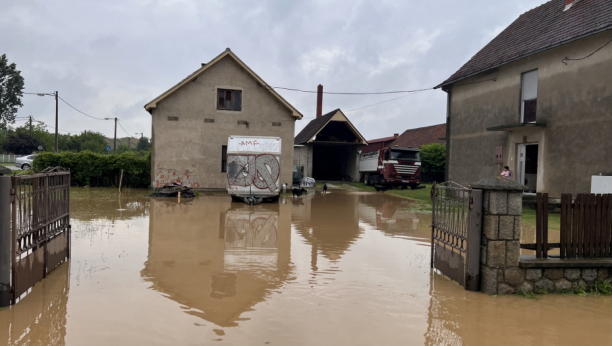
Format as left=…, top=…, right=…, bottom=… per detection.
left=154, top=168, right=201, bottom=188
left=227, top=154, right=280, bottom=192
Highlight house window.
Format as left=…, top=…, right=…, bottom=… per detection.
left=521, top=70, right=538, bottom=123
left=217, top=89, right=242, bottom=111
left=221, top=145, right=227, bottom=173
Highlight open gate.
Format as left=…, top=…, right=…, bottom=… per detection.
left=430, top=182, right=482, bottom=291
left=10, top=171, right=71, bottom=304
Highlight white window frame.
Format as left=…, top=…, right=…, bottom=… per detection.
left=520, top=69, right=538, bottom=123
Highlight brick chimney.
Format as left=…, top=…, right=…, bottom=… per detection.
left=564, top=0, right=579, bottom=11
left=316, top=84, right=323, bottom=118
left=394, top=133, right=399, bottom=138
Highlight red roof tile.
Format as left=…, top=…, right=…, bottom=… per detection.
left=390, top=124, right=446, bottom=149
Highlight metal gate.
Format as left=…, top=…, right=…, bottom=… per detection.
left=430, top=182, right=482, bottom=291
left=10, top=171, right=71, bottom=304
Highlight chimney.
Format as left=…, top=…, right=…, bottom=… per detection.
left=316, top=84, right=323, bottom=118
left=394, top=133, right=399, bottom=138
left=564, top=0, right=579, bottom=11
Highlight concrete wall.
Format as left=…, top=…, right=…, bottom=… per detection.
left=293, top=145, right=313, bottom=177
left=151, top=56, right=297, bottom=189
left=446, top=30, right=612, bottom=197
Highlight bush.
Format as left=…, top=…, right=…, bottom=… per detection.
left=421, top=143, right=446, bottom=183
left=33, top=151, right=151, bottom=188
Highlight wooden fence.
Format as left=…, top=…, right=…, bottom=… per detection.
left=524, top=193, right=612, bottom=259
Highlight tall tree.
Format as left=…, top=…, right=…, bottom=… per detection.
left=136, top=136, right=150, bottom=151
left=2, top=133, right=42, bottom=155
left=0, top=54, right=25, bottom=127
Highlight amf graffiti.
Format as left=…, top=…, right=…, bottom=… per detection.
left=227, top=154, right=280, bottom=192
left=154, top=168, right=201, bottom=188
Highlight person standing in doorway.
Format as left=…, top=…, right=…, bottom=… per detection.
left=501, top=166, right=512, bottom=180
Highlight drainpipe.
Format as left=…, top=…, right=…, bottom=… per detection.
left=444, top=87, right=452, bottom=182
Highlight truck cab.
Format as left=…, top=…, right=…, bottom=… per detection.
left=359, top=146, right=421, bottom=189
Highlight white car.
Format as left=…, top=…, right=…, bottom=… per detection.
left=15, top=154, right=37, bottom=170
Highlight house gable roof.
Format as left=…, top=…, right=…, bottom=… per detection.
left=294, top=109, right=367, bottom=145
left=144, top=48, right=303, bottom=119
left=390, top=124, right=446, bottom=149
left=437, top=0, right=612, bottom=88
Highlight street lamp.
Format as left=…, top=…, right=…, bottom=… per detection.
left=105, top=117, right=118, bottom=154
left=36, top=91, right=58, bottom=152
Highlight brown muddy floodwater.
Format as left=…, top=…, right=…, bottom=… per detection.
left=1, top=188, right=612, bottom=345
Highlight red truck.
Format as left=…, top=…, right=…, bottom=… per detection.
left=359, top=146, right=422, bottom=189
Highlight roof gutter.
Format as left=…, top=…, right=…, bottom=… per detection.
left=435, top=26, right=612, bottom=89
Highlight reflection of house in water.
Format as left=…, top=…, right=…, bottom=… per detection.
left=141, top=197, right=292, bottom=328
left=357, top=194, right=431, bottom=240
left=0, top=265, right=70, bottom=345
left=292, top=192, right=363, bottom=267
left=70, top=188, right=150, bottom=222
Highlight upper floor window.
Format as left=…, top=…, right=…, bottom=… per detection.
left=521, top=70, right=538, bottom=123
left=218, top=89, right=242, bottom=111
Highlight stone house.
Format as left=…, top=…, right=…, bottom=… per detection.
left=436, top=0, right=612, bottom=196
left=145, top=49, right=302, bottom=189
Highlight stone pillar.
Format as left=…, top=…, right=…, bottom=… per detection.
left=471, top=177, right=526, bottom=295
left=0, top=175, right=12, bottom=306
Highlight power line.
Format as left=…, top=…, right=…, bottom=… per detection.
left=268, top=86, right=433, bottom=95
left=563, top=36, right=612, bottom=65
left=57, top=96, right=107, bottom=120
left=117, top=120, right=132, bottom=138
left=345, top=90, right=426, bottom=113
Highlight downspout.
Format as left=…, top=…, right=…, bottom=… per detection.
left=444, top=86, right=452, bottom=182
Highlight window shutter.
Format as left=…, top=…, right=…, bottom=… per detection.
left=234, top=91, right=241, bottom=111
left=522, top=70, right=538, bottom=101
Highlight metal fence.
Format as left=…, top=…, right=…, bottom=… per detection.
left=0, top=154, right=17, bottom=163
left=430, top=182, right=482, bottom=291
left=10, top=172, right=71, bottom=303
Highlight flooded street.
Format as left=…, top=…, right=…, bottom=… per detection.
left=1, top=188, right=612, bottom=345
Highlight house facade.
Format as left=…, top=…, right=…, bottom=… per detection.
left=438, top=0, right=612, bottom=197
left=145, top=49, right=302, bottom=190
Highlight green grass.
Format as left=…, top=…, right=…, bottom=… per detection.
left=521, top=208, right=561, bottom=230
left=322, top=181, right=434, bottom=207
left=516, top=290, right=538, bottom=299
left=516, top=281, right=612, bottom=298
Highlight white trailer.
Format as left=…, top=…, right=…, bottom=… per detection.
left=226, top=136, right=282, bottom=204
left=359, top=151, right=380, bottom=173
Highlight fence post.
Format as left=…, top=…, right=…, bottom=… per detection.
left=471, top=177, right=527, bottom=295
left=0, top=176, right=11, bottom=307
left=466, top=189, right=482, bottom=291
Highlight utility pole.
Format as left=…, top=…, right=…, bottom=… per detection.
left=29, top=115, right=32, bottom=137
left=114, top=117, right=117, bottom=154
left=55, top=91, right=58, bottom=153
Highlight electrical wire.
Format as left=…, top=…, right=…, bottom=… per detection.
left=57, top=96, right=107, bottom=120
left=117, top=120, right=133, bottom=138
left=345, top=91, right=426, bottom=113
left=562, top=36, right=612, bottom=65
left=268, top=85, right=433, bottom=95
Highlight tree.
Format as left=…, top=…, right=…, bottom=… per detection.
left=14, top=120, right=53, bottom=151
left=136, top=136, right=150, bottom=151
left=117, top=144, right=130, bottom=154
left=0, top=54, right=25, bottom=127
left=420, top=143, right=446, bottom=183
left=2, top=133, right=42, bottom=155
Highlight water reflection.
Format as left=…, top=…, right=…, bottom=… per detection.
left=71, top=188, right=149, bottom=221
left=357, top=193, right=431, bottom=240
left=0, top=265, right=70, bottom=346
left=141, top=197, right=292, bottom=328
left=291, top=192, right=363, bottom=263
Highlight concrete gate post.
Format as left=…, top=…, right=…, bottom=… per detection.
left=0, top=175, right=12, bottom=306
left=471, top=177, right=527, bottom=295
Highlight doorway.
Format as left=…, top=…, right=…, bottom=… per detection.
left=517, top=144, right=538, bottom=192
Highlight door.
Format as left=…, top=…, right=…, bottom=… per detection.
left=517, top=144, right=526, bottom=186
left=517, top=144, right=538, bottom=192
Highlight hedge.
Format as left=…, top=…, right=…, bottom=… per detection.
left=33, top=151, right=151, bottom=188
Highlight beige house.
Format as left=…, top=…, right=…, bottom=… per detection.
left=145, top=49, right=302, bottom=190
left=437, top=0, right=612, bottom=197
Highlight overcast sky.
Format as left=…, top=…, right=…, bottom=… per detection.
left=1, top=0, right=545, bottom=140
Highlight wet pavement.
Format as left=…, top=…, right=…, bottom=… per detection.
left=1, top=188, right=612, bottom=345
